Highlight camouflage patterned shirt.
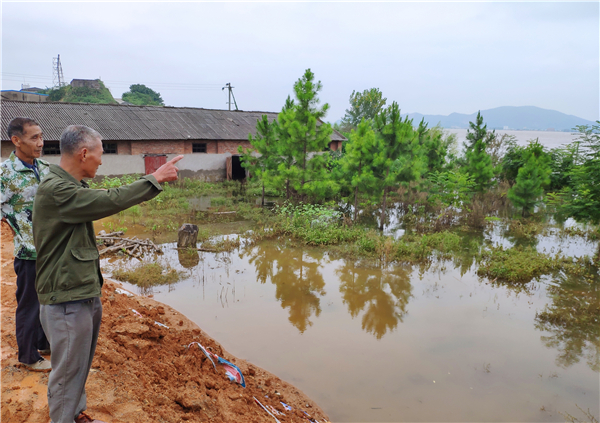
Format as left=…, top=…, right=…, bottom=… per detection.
left=1, top=152, right=50, bottom=260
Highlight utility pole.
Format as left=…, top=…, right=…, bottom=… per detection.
left=52, top=54, right=65, bottom=88
left=222, top=82, right=238, bottom=111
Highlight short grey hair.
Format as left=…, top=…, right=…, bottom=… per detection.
left=60, top=125, right=102, bottom=156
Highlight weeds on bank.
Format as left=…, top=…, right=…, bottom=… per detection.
left=507, top=219, right=547, bottom=239
left=111, top=262, right=184, bottom=288
left=200, top=236, right=241, bottom=253
left=560, top=405, right=599, bottom=423
left=477, top=245, right=596, bottom=283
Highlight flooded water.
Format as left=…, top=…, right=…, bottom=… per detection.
left=100, top=229, right=600, bottom=422
left=446, top=129, right=579, bottom=150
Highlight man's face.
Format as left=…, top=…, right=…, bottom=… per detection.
left=12, top=124, right=43, bottom=162
left=80, top=138, right=103, bottom=179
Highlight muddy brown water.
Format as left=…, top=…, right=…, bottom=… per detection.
left=96, top=220, right=599, bottom=422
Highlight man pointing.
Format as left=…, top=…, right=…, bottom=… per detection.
left=33, top=125, right=183, bottom=423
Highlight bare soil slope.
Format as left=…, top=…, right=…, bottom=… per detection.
left=1, top=221, right=329, bottom=423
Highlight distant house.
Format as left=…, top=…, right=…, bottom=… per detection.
left=0, top=100, right=345, bottom=181
left=70, top=79, right=102, bottom=89
left=114, top=98, right=134, bottom=106
left=1, top=90, right=49, bottom=103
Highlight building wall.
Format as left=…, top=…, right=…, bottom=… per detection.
left=183, top=140, right=218, bottom=154
left=130, top=140, right=186, bottom=155
left=0, top=92, right=49, bottom=102
left=117, top=140, right=131, bottom=155
left=218, top=140, right=252, bottom=154
left=1, top=142, right=14, bottom=158
left=70, top=79, right=101, bottom=89
left=1, top=145, right=231, bottom=181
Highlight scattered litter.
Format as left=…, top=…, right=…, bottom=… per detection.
left=115, top=287, right=133, bottom=297
left=302, top=410, right=319, bottom=422
left=187, top=341, right=245, bottom=387
left=188, top=342, right=216, bottom=370
left=267, top=404, right=284, bottom=416
left=217, top=355, right=246, bottom=387
left=154, top=321, right=169, bottom=329
left=280, top=401, right=292, bottom=411
left=131, top=309, right=169, bottom=329
left=254, top=396, right=281, bottom=423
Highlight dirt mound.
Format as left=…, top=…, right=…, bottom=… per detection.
left=1, top=221, right=329, bottom=423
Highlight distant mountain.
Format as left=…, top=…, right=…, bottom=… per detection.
left=403, top=106, right=596, bottom=131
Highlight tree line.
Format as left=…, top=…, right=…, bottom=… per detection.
left=240, top=68, right=600, bottom=230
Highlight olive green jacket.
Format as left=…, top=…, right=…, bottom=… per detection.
left=33, top=164, right=162, bottom=305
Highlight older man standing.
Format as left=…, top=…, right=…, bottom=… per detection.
left=33, top=125, right=182, bottom=423
left=1, top=117, right=52, bottom=371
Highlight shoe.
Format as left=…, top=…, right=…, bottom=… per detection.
left=38, top=349, right=51, bottom=355
left=22, top=357, right=51, bottom=372
left=75, top=412, right=107, bottom=423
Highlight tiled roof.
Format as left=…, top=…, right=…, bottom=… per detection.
left=0, top=101, right=346, bottom=142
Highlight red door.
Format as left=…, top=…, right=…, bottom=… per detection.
left=144, top=155, right=167, bottom=175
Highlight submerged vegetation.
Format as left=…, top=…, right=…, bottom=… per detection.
left=111, top=262, right=184, bottom=289
left=95, top=70, right=599, bottom=352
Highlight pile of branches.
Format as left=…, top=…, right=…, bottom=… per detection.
left=97, top=230, right=162, bottom=258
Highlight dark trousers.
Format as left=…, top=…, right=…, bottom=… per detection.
left=40, top=298, right=102, bottom=423
left=14, top=258, right=49, bottom=364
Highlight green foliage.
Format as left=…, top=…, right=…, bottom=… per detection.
left=44, top=80, right=117, bottom=104
left=88, top=174, right=141, bottom=189
left=428, top=170, right=475, bottom=208
left=265, top=69, right=338, bottom=201
left=548, top=144, right=577, bottom=191
left=239, top=114, right=281, bottom=205
left=549, top=122, right=600, bottom=225
left=122, top=84, right=164, bottom=106
left=464, top=111, right=496, bottom=151
left=507, top=140, right=552, bottom=216
left=112, top=262, right=183, bottom=288
left=417, top=121, right=448, bottom=175
left=338, top=119, right=379, bottom=221
left=477, top=245, right=559, bottom=283
left=465, top=137, right=495, bottom=193
left=339, top=88, right=387, bottom=132
left=373, top=102, right=424, bottom=229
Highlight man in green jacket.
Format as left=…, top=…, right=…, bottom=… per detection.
left=33, top=125, right=182, bottom=423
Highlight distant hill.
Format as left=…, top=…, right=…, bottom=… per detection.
left=40, top=79, right=117, bottom=105
left=404, top=106, right=596, bottom=131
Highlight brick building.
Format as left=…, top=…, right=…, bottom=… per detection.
left=0, top=101, right=345, bottom=180
left=1, top=91, right=49, bottom=103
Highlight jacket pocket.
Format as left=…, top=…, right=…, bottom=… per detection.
left=71, top=247, right=100, bottom=261
left=59, top=247, right=100, bottom=290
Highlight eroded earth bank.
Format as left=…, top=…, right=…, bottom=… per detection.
left=1, top=222, right=329, bottom=423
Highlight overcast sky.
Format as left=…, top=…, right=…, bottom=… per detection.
left=2, top=2, right=598, bottom=122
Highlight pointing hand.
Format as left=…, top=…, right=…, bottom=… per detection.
left=152, top=155, right=183, bottom=183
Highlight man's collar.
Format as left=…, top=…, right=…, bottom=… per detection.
left=49, top=164, right=88, bottom=187
left=9, top=151, right=49, bottom=171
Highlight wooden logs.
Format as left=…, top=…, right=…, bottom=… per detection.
left=97, top=232, right=161, bottom=257
left=177, top=223, right=199, bottom=249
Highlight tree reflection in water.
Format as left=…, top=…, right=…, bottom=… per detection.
left=241, top=243, right=326, bottom=333
left=535, top=272, right=600, bottom=372
left=336, top=260, right=413, bottom=339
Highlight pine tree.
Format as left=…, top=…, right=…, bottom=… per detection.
left=276, top=69, right=336, bottom=201
left=465, top=137, right=495, bottom=193
left=507, top=140, right=551, bottom=216
left=373, top=102, right=423, bottom=230
left=416, top=120, right=448, bottom=175
left=239, top=115, right=280, bottom=205
left=340, top=119, right=379, bottom=221
left=464, top=111, right=496, bottom=152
